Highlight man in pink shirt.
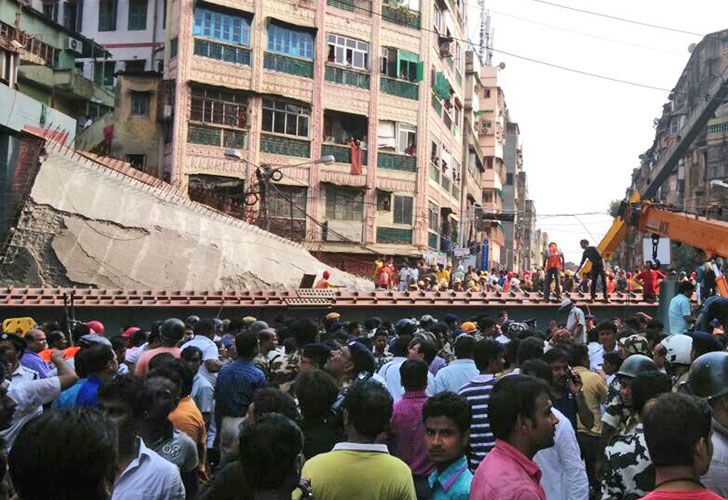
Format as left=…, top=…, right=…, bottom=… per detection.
left=134, top=319, right=186, bottom=377
left=470, top=375, right=558, bottom=500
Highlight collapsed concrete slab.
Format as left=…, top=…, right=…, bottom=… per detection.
left=0, top=140, right=372, bottom=291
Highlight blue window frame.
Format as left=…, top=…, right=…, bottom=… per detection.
left=193, top=8, right=251, bottom=46
left=267, top=22, right=314, bottom=60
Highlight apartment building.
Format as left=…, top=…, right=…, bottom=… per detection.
left=162, top=0, right=469, bottom=273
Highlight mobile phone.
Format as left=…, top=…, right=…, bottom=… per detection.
left=567, top=365, right=579, bottom=384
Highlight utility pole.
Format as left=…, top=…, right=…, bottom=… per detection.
left=479, top=0, right=493, bottom=66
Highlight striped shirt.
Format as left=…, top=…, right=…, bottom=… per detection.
left=458, top=373, right=496, bottom=470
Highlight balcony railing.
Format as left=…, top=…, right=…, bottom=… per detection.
left=431, top=94, right=442, bottom=115
left=263, top=52, right=314, bottom=78
left=188, top=124, right=247, bottom=149
left=194, top=38, right=251, bottom=66
left=260, top=133, right=311, bottom=158
left=382, top=4, right=421, bottom=29
left=428, top=231, right=438, bottom=249
left=378, top=152, right=417, bottom=172
left=443, top=111, right=452, bottom=130
left=325, top=65, right=370, bottom=90
left=327, top=0, right=372, bottom=14
left=380, top=76, right=419, bottom=100
left=452, top=184, right=460, bottom=201
left=377, top=227, right=413, bottom=245
left=441, top=175, right=451, bottom=192
left=429, top=162, right=440, bottom=182
left=322, top=143, right=368, bottom=165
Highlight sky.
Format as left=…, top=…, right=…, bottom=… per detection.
left=465, top=0, right=728, bottom=264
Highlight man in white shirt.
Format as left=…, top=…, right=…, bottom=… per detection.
left=589, top=322, right=619, bottom=372
left=98, top=375, right=185, bottom=500
left=561, top=299, right=586, bottom=344
left=180, top=318, right=223, bottom=386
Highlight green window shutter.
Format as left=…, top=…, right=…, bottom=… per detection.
left=435, top=72, right=449, bottom=100
left=415, top=61, right=424, bottom=82
left=398, top=49, right=419, bottom=64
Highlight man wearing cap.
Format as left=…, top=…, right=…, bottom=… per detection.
left=326, top=340, right=386, bottom=415
left=689, top=352, right=728, bottom=497
left=561, top=299, right=586, bottom=345
left=20, top=329, right=51, bottom=378
left=315, top=270, right=333, bottom=289
left=84, top=320, right=105, bottom=335
left=135, top=319, right=185, bottom=377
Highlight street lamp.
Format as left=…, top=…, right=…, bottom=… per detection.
left=223, top=150, right=335, bottom=231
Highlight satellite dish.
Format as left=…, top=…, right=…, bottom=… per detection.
left=498, top=62, right=506, bottom=70
left=688, top=43, right=697, bottom=53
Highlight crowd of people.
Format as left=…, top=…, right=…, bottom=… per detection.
left=371, top=239, right=726, bottom=306
left=0, top=304, right=726, bottom=499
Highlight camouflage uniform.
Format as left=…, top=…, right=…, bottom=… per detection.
left=601, top=423, right=655, bottom=500
left=253, top=353, right=271, bottom=380
left=374, top=349, right=393, bottom=371
left=269, top=350, right=300, bottom=394
left=602, top=378, right=638, bottom=436
left=620, top=335, right=650, bottom=356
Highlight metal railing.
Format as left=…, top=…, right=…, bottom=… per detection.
left=380, top=76, right=419, bottom=100
left=377, top=227, right=413, bottom=245
left=321, top=143, right=368, bottom=165
left=260, top=133, right=311, bottom=158
left=263, top=52, right=314, bottom=78
left=194, top=38, right=251, bottom=66
left=382, top=4, right=421, bottom=29
left=378, top=151, right=417, bottom=172
left=325, top=65, right=370, bottom=89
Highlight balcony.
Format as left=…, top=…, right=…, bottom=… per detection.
left=377, top=227, right=413, bottom=245
left=322, top=143, right=368, bottom=165
left=428, top=231, right=438, bottom=249
left=263, top=52, right=314, bottom=78
left=380, top=76, right=419, bottom=100
left=188, top=125, right=247, bottom=149
left=325, top=65, right=370, bottom=90
left=431, top=94, right=442, bottom=115
left=442, top=175, right=451, bottom=192
left=382, top=4, right=421, bottom=29
left=327, top=0, right=372, bottom=14
left=378, top=152, right=417, bottom=172
left=194, top=38, right=251, bottom=66
left=260, top=133, right=311, bottom=158
left=429, top=162, right=440, bottom=183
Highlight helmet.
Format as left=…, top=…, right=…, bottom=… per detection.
left=660, top=334, right=693, bottom=365
left=619, top=334, right=650, bottom=356
left=688, top=351, right=728, bottom=401
left=185, top=315, right=200, bottom=328
left=460, top=322, right=477, bottom=333
left=160, top=318, right=186, bottom=343
left=617, top=354, right=658, bottom=378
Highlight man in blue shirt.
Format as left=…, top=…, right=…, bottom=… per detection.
left=215, top=331, right=266, bottom=461
left=432, top=335, right=479, bottom=394
left=668, top=281, right=696, bottom=334
left=423, top=392, right=473, bottom=499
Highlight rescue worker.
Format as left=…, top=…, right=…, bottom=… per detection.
left=688, top=351, right=728, bottom=498
left=315, top=271, right=333, bottom=289
left=577, top=239, right=608, bottom=301
left=660, top=334, right=693, bottom=392
left=542, top=241, right=565, bottom=301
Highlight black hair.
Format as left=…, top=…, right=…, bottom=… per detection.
left=148, top=352, right=176, bottom=372
left=586, top=328, right=599, bottom=344
left=0, top=334, right=26, bottom=357
left=47, top=330, right=66, bottom=348
left=476, top=316, right=496, bottom=331
left=597, top=321, right=618, bottom=334
left=520, top=359, right=553, bottom=386
left=129, top=330, right=147, bottom=347
left=409, top=338, right=437, bottom=365
left=252, top=388, right=300, bottom=422
left=473, top=339, right=504, bottom=372
left=228, top=318, right=245, bottom=335
left=344, top=322, right=361, bottom=336
left=40, top=321, right=61, bottom=334
left=74, top=345, right=114, bottom=378
left=504, top=338, right=521, bottom=369
left=603, top=351, right=623, bottom=370
left=373, top=328, right=388, bottom=339
left=239, top=413, right=303, bottom=491
left=580, top=239, right=589, bottom=246
left=301, top=344, right=332, bottom=369
left=488, top=375, right=552, bottom=440
left=400, top=358, right=428, bottom=391
left=541, top=348, right=569, bottom=365
left=181, top=345, right=203, bottom=361
left=632, top=371, right=672, bottom=414
left=9, top=408, right=117, bottom=500
left=110, top=336, right=125, bottom=351
left=643, top=393, right=712, bottom=467
left=454, top=335, right=476, bottom=359
left=678, top=280, right=695, bottom=295
left=646, top=319, right=664, bottom=331
left=98, top=376, right=146, bottom=418
left=290, top=319, right=318, bottom=347
left=148, top=360, right=193, bottom=398
left=71, top=322, right=91, bottom=344
left=422, top=392, right=472, bottom=433
left=364, top=318, right=382, bottom=331
left=343, top=379, right=393, bottom=440
left=194, top=318, right=216, bottom=337
left=389, top=335, right=413, bottom=358
left=235, top=332, right=259, bottom=359
left=569, top=344, right=589, bottom=367
left=517, top=337, right=544, bottom=365
left=295, top=369, right=339, bottom=421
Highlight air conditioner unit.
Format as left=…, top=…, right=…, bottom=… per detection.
left=66, top=37, right=83, bottom=54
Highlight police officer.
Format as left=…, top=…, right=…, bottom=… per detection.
left=688, top=351, right=728, bottom=497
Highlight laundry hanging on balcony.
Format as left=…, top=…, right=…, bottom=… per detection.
left=350, top=139, right=363, bottom=176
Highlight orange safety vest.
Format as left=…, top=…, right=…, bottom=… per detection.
left=546, top=246, right=563, bottom=270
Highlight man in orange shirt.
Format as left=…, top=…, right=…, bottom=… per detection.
left=315, top=271, right=333, bottom=289
left=134, top=319, right=185, bottom=377
left=542, top=242, right=565, bottom=301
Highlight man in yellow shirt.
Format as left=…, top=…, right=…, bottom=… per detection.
left=300, top=380, right=417, bottom=500
left=436, top=264, right=451, bottom=286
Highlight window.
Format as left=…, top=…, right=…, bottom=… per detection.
left=42, top=1, right=58, bottom=21
left=433, top=3, right=442, bottom=32
left=454, top=43, right=462, bottom=74
left=125, top=59, right=145, bottom=72
left=94, top=61, right=115, bottom=86
left=126, top=155, right=146, bottom=169
left=428, top=201, right=439, bottom=231
left=98, top=0, right=117, bottom=31
left=393, top=196, right=413, bottom=224
left=327, top=34, right=369, bottom=70
left=262, top=98, right=309, bottom=138
left=398, top=124, right=416, bottom=155
left=506, top=173, right=513, bottom=185
left=454, top=105, right=461, bottom=128
left=430, top=139, right=439, bottom=164
left=483, top=190, right=493, bottom=203
left=190, top=85, right=248, bottom=128
left=484, top=89, right=491, bottom=98
left=326, top=186, right=364, bottom=221
left=380, top=47, right=389, bottom=75
left=128, top=0, right=147, bottom=30
left=267, top=22, right=314, bottom=60
left=268, top=185, right=307, bottom=219
left=63, top=0, right=81, bottom=30
left=131, top=92, right=151, bottom=116
left=193, top=8, right=251, bottom=46
left=377, top=191, right=391, bottom=211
